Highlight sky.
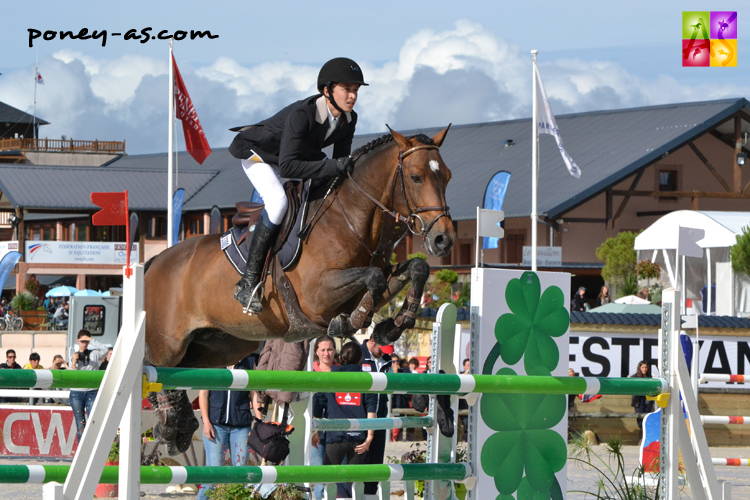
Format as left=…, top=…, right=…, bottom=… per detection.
left=0, top=1, right=747, bottom=155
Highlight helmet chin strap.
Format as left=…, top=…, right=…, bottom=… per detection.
left=324, top=84, right=346, bottom=116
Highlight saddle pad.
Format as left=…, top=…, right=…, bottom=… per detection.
left=221, top=181, right=311, bottom=274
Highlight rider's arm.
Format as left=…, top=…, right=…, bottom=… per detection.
left=278, top=101, right=338, bottom=180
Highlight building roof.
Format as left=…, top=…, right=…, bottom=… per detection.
left=0, top=98, right=747, bottom=219
left=570, top=311, right=750, bottom=329
left=635, top=210, right=750, bottom=251
left=0, top=101, right=49, bottom=126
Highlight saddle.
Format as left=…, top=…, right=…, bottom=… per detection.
left=220, top=180, right=312, bottom=274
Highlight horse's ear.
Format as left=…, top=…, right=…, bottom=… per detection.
left=431, top=123, right=452, bottom=148
left=386, top=124, right=411, bottom=151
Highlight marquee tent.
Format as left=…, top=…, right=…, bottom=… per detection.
left=634, top=211, right=750, bottom=316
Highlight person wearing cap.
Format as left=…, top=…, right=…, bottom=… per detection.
left=572, top=286, right=588, bottom=312
left=68, top=329, right=108, bottom=443
left=360, top=334, right=393, bottom=495
left=228, top=57, right=368, bottom=314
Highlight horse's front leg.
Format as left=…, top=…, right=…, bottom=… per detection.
left=372, top=257, right=430, bottom=345
left=320, top=266, right=389, bottom=338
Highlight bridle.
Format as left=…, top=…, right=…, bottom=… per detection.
left=347, top=143, right=451, bottom=239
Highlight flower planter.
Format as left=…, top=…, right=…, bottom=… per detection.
left=94, top=461, right=118, bottom=498
left=19, top=310, right=47, bottom=330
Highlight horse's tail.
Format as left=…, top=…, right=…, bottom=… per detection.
left=143, top=256, right=156, bottom=274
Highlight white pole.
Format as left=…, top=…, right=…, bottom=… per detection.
left=33, top=66, right=37, bottom=140
left=531, top=51, right=539, bottom=272
left=167, top=38, right=175, bottom=248
left=475, top=207, right=480, bottom=269
left=707, top=248, right=712, bottom=315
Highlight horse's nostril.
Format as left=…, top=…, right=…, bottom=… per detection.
left=434, top=234, right=446, bottom=249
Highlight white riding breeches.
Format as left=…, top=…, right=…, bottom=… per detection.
left=241, top=159, right=288, bottom=225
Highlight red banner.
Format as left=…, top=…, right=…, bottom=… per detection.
left=0, top=407, right=77, bottom=457
left=91, top=191, right=132, bottom=277
left=173, top=54, right=211, bottom=165
left=335, top=393, right=361, bottom=406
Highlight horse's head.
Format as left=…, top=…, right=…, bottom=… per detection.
left=387, top=125, right=456, bottom=257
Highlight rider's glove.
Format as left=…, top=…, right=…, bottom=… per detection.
left=335, top=156, right=354, bottom=176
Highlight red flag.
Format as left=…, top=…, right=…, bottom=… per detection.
left=172, top=54, right=211, bottom=164
left=91, top=191, right=133, bottom=277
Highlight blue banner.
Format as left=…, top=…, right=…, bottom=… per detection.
left=0, top=251, right=22, bottom=292
left=482, top=171, right=511, bottom=249
left=172, top=188, right=185, bottom=245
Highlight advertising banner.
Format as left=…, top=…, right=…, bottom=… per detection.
left=0, top=406, right=77, bottom=457
left=25, top=241, right=139, bottom=265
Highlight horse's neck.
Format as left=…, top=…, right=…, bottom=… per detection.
left=340, top=148, right=399, bottom=248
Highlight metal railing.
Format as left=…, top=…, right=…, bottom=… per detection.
left=0, top=138, right=125, bottom=153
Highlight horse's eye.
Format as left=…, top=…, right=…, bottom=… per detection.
left=410, top=175, right=422, bottom=184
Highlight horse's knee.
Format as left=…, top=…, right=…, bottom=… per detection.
left=363, top=267, right=388, bottom=298
left=409, top=257, right=430, bottom=285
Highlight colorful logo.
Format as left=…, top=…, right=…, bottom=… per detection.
left=682, top=11, right=737, bottom=67
left=27, top=243, right=52, bottom=260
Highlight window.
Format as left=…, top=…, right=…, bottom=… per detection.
left=506, top=234, right=525, bottom=264
left=83, top=305, right=105, bottom=335
left=26, top=224, right=56, bottom=241
left=76, top=223, right=88, bottom=241
left=459, top=242, right=472, bottom=266
left=657, top=168, right=679, bottom=202
left=147, top=217, right=167, bottom=238
left=186, top=217, right=204, bottom=238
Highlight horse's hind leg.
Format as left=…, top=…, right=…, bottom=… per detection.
left=148, top=389, right=199, bottom=456
left=372, top=257, right=430, bottom=345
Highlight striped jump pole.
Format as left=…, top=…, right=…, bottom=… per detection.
left=0, top=368, right=667, bottom=397
left=699, top=374, right=746, bottom=383
left=701, top=416, right=750, bottom=425
left=1, top=463, right=472, bottom=485
left=712, top=458, right=750, bottom=466
left=312, top=416, right=434, bottom=432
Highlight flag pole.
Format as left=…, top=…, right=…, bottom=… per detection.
left=167, top=38, right=174, bottom=248
left=531, top=50, right=539, bottom=272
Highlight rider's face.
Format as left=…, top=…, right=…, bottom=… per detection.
left=326, top=83, right=359, bottom=115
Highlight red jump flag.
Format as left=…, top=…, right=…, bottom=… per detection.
left=91, top=191, right=133, bottom=277
left=172, top=54, right=211, bottom=165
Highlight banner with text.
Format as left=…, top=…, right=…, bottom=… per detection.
left=522, top=246, right=562, bottom=267
left=0, top=241, right=19, bottom=261
left=570, top=330, right=750, bottom=389
left=25, top=241, right=139, bottom=265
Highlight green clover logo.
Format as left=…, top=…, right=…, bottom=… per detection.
left=481, top=367, right=567, bottom=496
left=497, top=476, right=564, bottom=500
left=484, top=272, right=569, bottom=375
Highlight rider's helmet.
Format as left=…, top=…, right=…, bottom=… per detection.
left=317, top=58, right=368, bottom=94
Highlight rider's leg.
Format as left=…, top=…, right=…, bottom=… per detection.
left=235, top=159, right=287, bottom=312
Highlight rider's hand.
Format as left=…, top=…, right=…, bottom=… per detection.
left=335, top=156, right=354, bottom=176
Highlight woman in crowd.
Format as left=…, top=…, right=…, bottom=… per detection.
left=597, top=286, right=611, bottom=306
left=630, top=361, right=654, bottom=430
left=310, top=336, right=338, bottom=500
left=313, top=341, right=376, bottom=498
left=197, top=355, right=258, bottom=500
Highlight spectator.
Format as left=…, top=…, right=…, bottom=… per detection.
left=572, top=287, right=588, bottom=312
left=631, top=361, right=654, bottom=431
left=0, top=349, right=22, bottom=369
left=98, top=348, right=114, bottom=370
left=461, top=358, right=470, bottom=374
left=310, top=336, right=338, bottom=500
left=314, top=342, right=376, bottom=498
left=637, top=288, right=649, bottom=301
left=54, top=302, right=70, bottom=329
left=23, top=352, right=43, bottom=370
left=597, top=286, right=611, bottom=306
left=69, top=330, right=108, bottom=443
left=390, top=354, right=400, bottom=367
left=458, top=359, right=471, bottom=441
left=568, top=369, right=577, bottom=410
left=47, top=298, right=58, bottom=314
left=51, top=355, right=68, bottom=370
left=408, top=358, right=420, bottom=373
left=425, top=356, right=432, bottom=373
left=360, top=335, right=393, bottom=496
left=391, top=359, right=412, bottom=442
left=197, top=355, right=257, bottom=500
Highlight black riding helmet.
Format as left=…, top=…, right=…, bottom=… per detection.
left=317, top=57, right=368, bottom=114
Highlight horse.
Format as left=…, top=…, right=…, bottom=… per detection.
left=143, top=126, right=456, bottom=454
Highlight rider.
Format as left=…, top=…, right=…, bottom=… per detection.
left=228, top=57, right=367, bottom=313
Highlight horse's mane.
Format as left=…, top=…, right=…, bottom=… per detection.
left=351, top=133, right=434, bottom=163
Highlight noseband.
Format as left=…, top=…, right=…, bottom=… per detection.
left=347, top=144, right=451, bottom=239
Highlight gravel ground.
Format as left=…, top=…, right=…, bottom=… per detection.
left=3, top=443, right=750, bottom=499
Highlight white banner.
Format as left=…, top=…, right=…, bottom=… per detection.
left=24, top=241, right=138, bottom=265
left=570, top=330, right=750, bottom=389
left=534, top=64, right=581, bottom=178
left=0, top=241, right=19, bottom=261
left=522, top=246, right=562, bottom=266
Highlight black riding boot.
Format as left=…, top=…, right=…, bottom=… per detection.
left=234, top=211, right=280, bottom=313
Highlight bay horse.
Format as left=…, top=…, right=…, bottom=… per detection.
left=143, top=126, right=455, bottom=453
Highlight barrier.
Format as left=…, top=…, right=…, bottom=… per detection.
left=699, top=374, right=746, bottom=383
left=700, top=415, right=750, bottom=425
left=712, top=459, right=750, bottom=467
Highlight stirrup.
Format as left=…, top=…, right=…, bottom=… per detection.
left=242, top=282, right=265, bottom=316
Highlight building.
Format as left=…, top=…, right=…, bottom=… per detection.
left=1, top=97, right=749, bottom=299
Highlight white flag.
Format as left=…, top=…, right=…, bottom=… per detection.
left=534, top=64, right=581, bottom=178
left=477, top=208, right=505, bottom=239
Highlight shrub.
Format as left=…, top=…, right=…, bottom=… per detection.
left=595, top=231, right=640, bottom=293
left=10, top=292, right=36, bottom=311
left=731, top=225, right=750, bottom=276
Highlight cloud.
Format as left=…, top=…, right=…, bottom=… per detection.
left=0, top=20, right=748, bottom=155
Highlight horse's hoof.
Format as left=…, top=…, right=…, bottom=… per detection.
left=372, top=318, right=395, bottom=346
left=328, top=314, right=356, bottom=338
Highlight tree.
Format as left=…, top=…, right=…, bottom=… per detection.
left=731, top=225, right=750, bottom=276
left=595, top=231, right=640, bottom=293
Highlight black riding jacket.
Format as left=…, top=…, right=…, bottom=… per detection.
left=229, top=94, right=357, bottom=180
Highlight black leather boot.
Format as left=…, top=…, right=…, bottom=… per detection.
left=234, top=211, right=280, bottom=313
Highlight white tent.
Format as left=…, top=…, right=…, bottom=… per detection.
left=634, top=211, right=750, bottom=316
